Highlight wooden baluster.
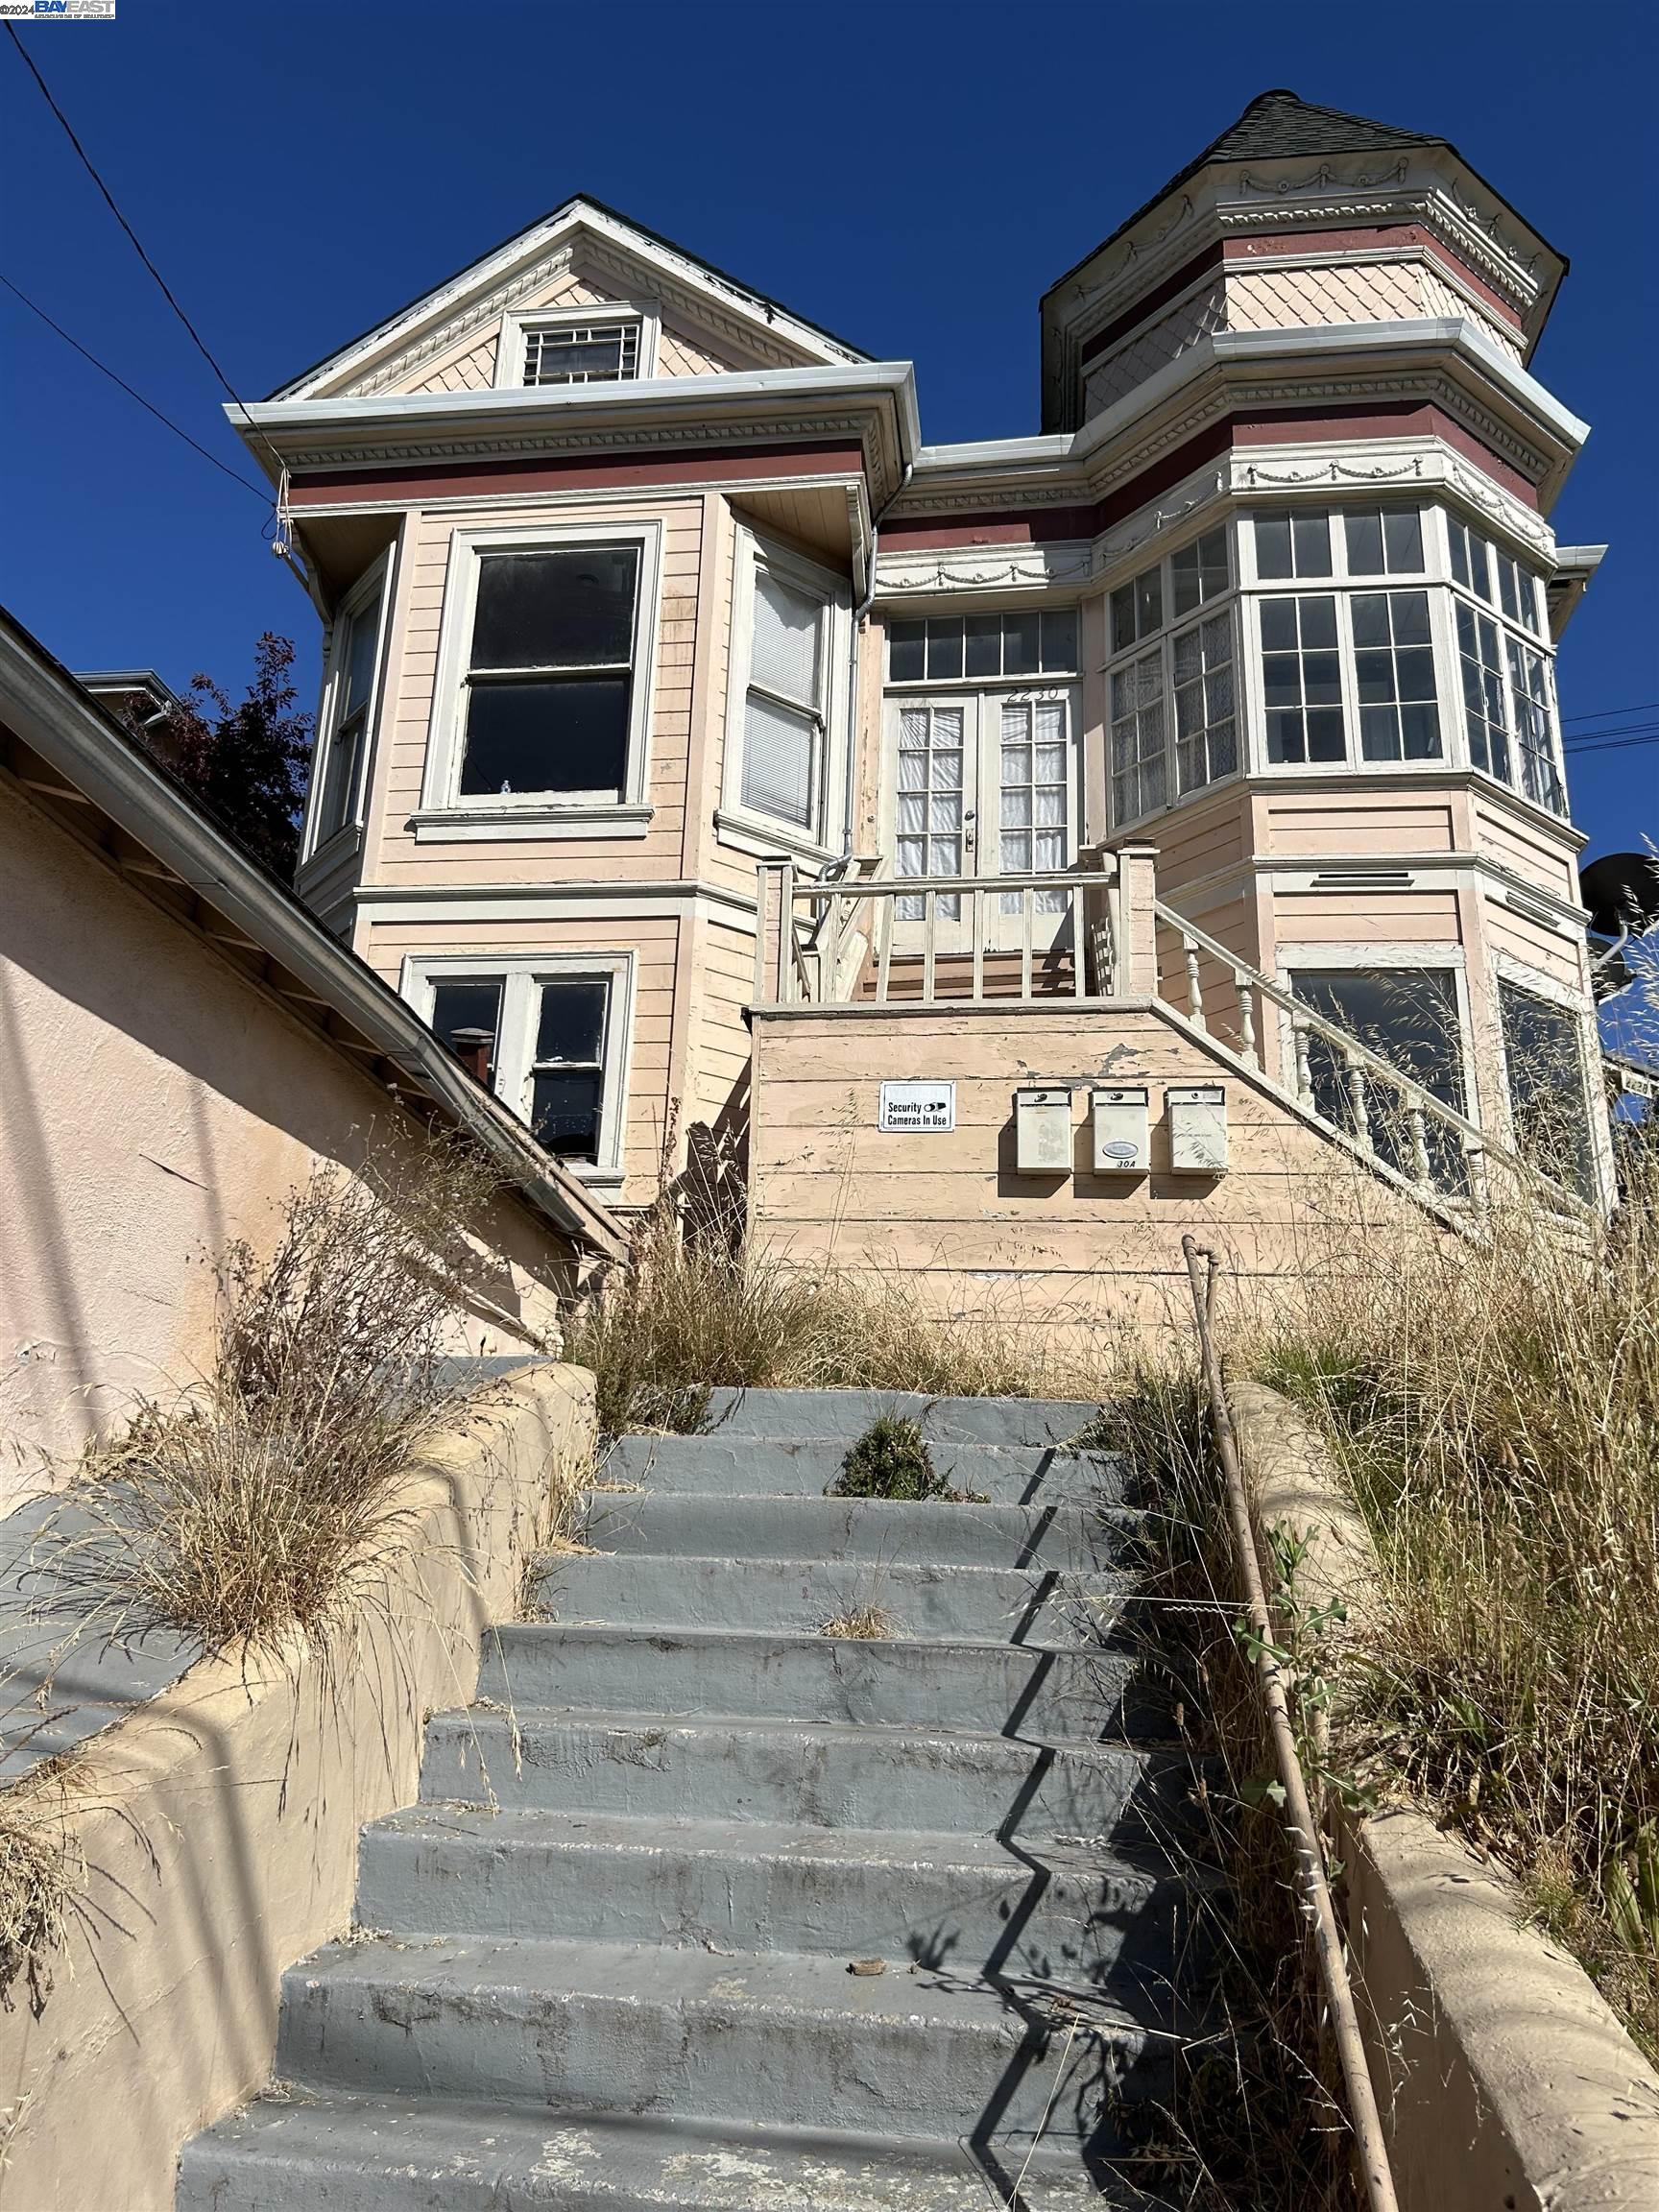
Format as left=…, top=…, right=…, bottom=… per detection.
left=753, top=861, right=776, bottom=1004
left=1463, top=1135, right=1490, bottom=1218
left=1344, top=1048, right=1371, bottom=1148
left=877, top=890, right=893, bottom=1005
left=1071, top=883, right=1087, bottom=1001
left=1293, top=1017, right=1314, bottom=1108
left=972, top=886, right=985, bottom=1004
left=923, top=887, right=937, bottom=1004
left=1407, top=1104, right=1432, bottom=1187
left=1021, top=884, right=1034, bottom=999
left=1105, top=878, right=1123, bottom=998
left=1184, top=937, right=1204, bottom=1027
left=821, top=889, right=842, bottom=1005
left=1236, top=977, right=1258, bottom=1068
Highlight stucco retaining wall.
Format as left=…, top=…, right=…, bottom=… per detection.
left=1229, top=1380, right=1659, bottom=2212
left=0, top=1360, right=595, bottom=2212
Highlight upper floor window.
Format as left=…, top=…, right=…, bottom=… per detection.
left=421, top=521, right=661, bottom=825
left=724, top=534, right=849, bottom=853
left=307, top=558, right=389, bottom=857
left=1444, top=515, right=1560, bottom=815
left=889, top=608, right=1078, bottom=684
left=1447, top=515, right=1541, bottom=634
left=523, top=319, right=640, bottom=387
left=1107, top=527, right=1238, bottom=825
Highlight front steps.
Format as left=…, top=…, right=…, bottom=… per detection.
left=179, top=1388, right=1193, bottom=2209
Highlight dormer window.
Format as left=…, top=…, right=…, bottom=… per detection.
left=523, top=319, right=640, bottom=387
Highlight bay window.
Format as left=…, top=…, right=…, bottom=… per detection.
left=1287, top=964, right=1469, bottom=1187
left=1105, top=526, right=1238, bottom=827
left=308, top=559, right=389, bottom=856
left=1261, top=595, right=1343, bottom=763
left=724, top=534, right=849, bottom=853
left=1498, top=977, right=1595, bottom=1199
left=1352, top=590, right=1440, bottom=761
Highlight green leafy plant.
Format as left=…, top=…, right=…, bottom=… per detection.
left=832, top=1416, right=958, bottom=1503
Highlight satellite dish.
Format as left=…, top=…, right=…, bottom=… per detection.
left=1580, top=852, right=1659, bottom=940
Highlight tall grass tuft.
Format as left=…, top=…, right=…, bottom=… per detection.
left=565, top=1192, right=1036, bottom=1437
left=37, top=1131, right=508, bottom=1657
left=1250, top=1140, right=1659, bottom=2056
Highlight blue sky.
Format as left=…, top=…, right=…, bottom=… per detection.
left=1, top=0, right=1654, bottom=872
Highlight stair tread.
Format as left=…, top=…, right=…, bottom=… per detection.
left=183, top=2092, right=1150, bottom=2209
left=442, top=1701, right=1171, bottom=1757
left=493, top=1619, right=1143, bottom=1659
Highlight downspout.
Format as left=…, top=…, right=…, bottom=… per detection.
left=843, top=461, right=913, bottom=854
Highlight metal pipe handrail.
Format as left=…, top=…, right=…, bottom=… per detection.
left=1180, top=1235, right=1402, bottom=2212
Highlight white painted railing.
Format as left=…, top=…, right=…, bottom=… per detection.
left=754, top=854, right=1122, bottom=1008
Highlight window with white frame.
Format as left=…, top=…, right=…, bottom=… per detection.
left=728, top=536, right=847, bottom=848
left=309, top=562, right=388, bottom=854
left=1498, top=976, right=1594, bottom=1198
left=424, top=524, right=659, bottom=819
left=1105, top=526, right=1238, bottom=826
left=417, top=957, right=630, bottom=1175
left=1261, top=594, right=1344, bottom=763
left=1443, top=510, right=1561, bottom=814
left=1287, top=964, right=1469, bottom=1185
left=522, top=319, right=640, bottom=386
left=1352, top=590, right=1441, bottom=761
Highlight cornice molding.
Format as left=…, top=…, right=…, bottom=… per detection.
left=579, top=238, right=818, bottom=375
left=342, top=248, right=576, bottom=399
left=874, top=541, right=1094, bottom=595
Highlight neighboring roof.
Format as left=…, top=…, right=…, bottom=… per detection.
left=0, top=605, right=628, bottom=1263
left=74, top=668, right=183, bottom=721
left=1042, top=86, right=1566, bottom=303
left=272, top=190, right=871, bottom=402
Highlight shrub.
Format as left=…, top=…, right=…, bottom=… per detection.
left=832, top=1416, right=948, bottom=1502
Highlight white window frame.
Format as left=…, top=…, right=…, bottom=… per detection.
left=1491, top=950, right=1609, bottom=1205
left=418, top=518, right=661, bottom=840
left=493, top=299, right=661, bottom=390
left=1102, top=519, right=1241, bottom=832
left=400, top=949, right=635, bottom=1190
left=303, top=552, right=392, bottom=864
left=1271, top=941, right=1481, bottom=1135
left=718, top=528, right=851, bottom=863
left=1435, top=503, right=1564, bottom=817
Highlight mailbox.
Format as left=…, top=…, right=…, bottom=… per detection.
left=1091, top=1086, right=1149, bottom=1173
left=1166, top=1084, right=1228, bottom=1172
left=1014, top=1088, right=1072, bottom=1173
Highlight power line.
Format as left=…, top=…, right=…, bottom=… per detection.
left=1564, top=723, right=1659, bottom=747
left=0, top=271, right=268, bottom=500
left=1563, top=733, right=1659, bottom=756
left=1562, top=701, right=1659, bottom=723
left=3, top=24, right=283, bottom=486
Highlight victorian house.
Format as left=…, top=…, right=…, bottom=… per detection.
left=241, top=90, right=1612, bottom=1323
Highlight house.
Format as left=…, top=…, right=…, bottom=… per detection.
left=237, top=89, right=1614, bottom=1325
left=0, top=608, right=624, bottom=1483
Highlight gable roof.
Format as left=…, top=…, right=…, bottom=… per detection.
left=0, top=606, right=628, bottom=1262
left=273, top=192, right=871, bottom=403
left=1042, top=86, right=1563, bottom=304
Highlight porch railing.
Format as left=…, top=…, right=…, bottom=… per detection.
left=753, top=853, right=1124, bottom=1008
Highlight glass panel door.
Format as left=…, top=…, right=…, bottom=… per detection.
left=892, top=699, right=975, bottom=951
left=987, top=688, right=1077, bottom=952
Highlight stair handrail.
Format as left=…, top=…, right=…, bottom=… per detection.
left=1151, top=898, right=1588, bottom=1217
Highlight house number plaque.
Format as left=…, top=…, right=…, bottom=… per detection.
left=878, top=1081, right=956, bottom=1133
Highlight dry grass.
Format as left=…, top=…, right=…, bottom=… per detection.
left=1248, top=1139, right=1659, bottom=2057
left=0, top=1778, right=84, bottom=2019
left=819, top=1605, right=898, bottom=1641
left=34, top=1130, right=508, bottom=1657
left=565, top=1192, right=1037, bottom=1437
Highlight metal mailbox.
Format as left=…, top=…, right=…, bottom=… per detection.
left=1091, top=1086, right=1149, bottom=1173
left=1166, top=1084, right=1228, bottom=1173
left=1014, top=1088, right=1073, bottom=1173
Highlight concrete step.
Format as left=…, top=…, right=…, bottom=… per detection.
left=577, top=1489, right=1140, bottom=1573
left=273, top=1934, right=1171, bottom=2152
left=600, top=1431, right=1128, bottom=1505
left=528, top=1551, right=1126, bottom=1645
left=355, top=1805, right=1191, bottom=1989
left=179, top=2094, right=1147, bottom=2211
left=419, top=1707, right=1192, bottom=1846
left=700, top=1389, right=1103, bottom=1450
left=479, top=1622, right=1156, bottom=1741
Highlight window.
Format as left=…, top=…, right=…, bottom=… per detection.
left=410, top=956, right=631, bottom=1179
left=1455, top=604, right=1511, bottom=781
left=1262, top=595, right=1345, bottom=762
left=896, top=702, right=966, bottom=918
left=1170, top=527, right=1230, bottom=616
left=1254, top=510, right=1334, bottom=580
left=998, top=696, right=1070, bottom=911
left=310, top=565, right=387, bottom=853
left=1507, top=638, right=1564, bottom=813
left=1110, top=649, right=1166, bottom=823
left=1105, top=527, right=1238, bottom=824
left=1344, top=507, right=1425, bottom=577
left=1173, top=613, right=1237, bottom=793
left=1353, top=590, right=1441, bottom=760
left=1448, top=515, right=1540, bottom=636
left=522, top=319, right=639, bottom=387
left=888, top=608, right=1078, bottom=684
left=1289, top=966, right=1468, bottom=1185
left=738, top=548, right=835, bottom=831
left=1499, top=979, right=1594, bottom=1198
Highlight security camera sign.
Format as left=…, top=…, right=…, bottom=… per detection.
left=879, top=1081, right=956, bottom=1133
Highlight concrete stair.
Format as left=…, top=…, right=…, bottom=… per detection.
left=179, top=1388, right=1190, bottom=2209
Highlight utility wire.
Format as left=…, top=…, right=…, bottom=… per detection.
left=3, top=24, right=284, bottom=486
left=1563, top=701, right=1659, bottom=722
left=0, top=271, right=269, bottom=500
left=1564, top=733, right=1659, bottom=757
